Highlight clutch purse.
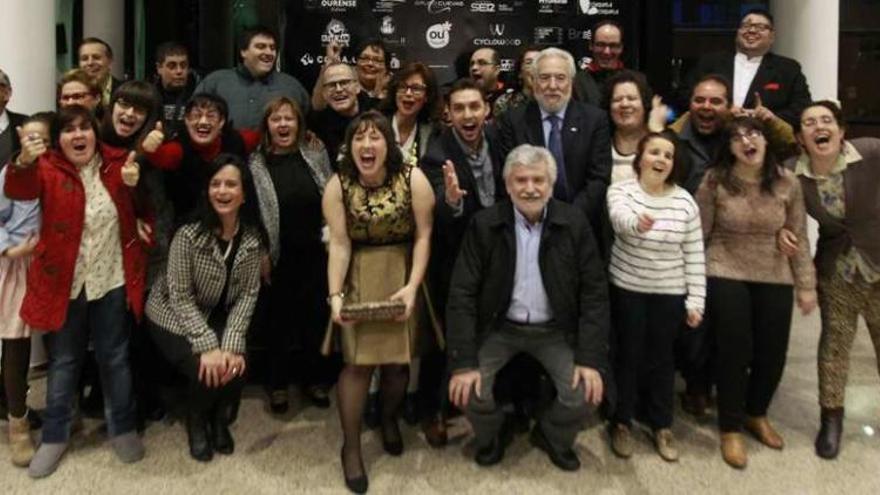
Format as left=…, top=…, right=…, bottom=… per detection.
left=340, top=300, right=406, bottom=322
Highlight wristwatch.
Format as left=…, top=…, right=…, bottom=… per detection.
left=326, top=291, right=345, bottom=304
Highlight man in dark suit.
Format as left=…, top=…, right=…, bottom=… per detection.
left=686, top=8, right=811, bottom=127
left=447, top=144, right=610, bottom=471
left=498, top=47, right=612, bottom=235
left=0, top=69, right=28, bottom=165
left=419, top=78, right=506, bottom=445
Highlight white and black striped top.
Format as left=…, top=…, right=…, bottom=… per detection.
left=606, top=178, right=706, bottom=313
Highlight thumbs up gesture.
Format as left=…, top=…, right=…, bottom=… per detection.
left=15, top=126, right=48, bottom=167
left=141, top=121, right=165, bottom=153
left=121, top=151, right=140, bottom=187
left=751, top=92, right=776, bottom=123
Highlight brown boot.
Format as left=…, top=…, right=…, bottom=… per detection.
left=720, top=432, right=747, bottom=469
left=8, top=413, right=36, bottom=467
left=744, top=416, right=784, bottom=450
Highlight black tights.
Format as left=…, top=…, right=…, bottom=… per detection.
left=2, top=338, right=31, bottom=418
left=338, top=363, right=408, bottom=478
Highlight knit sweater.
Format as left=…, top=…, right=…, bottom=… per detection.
left=695, top=167, right=815, bottom=290
left=607, top=178, right=706, bottom=313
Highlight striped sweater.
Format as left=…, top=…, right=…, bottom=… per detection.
left=606, top=178, right=706, bottom=313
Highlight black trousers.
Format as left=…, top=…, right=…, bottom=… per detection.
left=147, top=321, right=244, bottom=415
left=709, top=278, right=794, bottom=432
left=611, top=286, right=684, bottom=429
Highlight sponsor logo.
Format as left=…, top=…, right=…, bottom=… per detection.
left=415, top=0, right=465, bottom=14
left=320, top=0, right=357, bottom=12
left=390, top=54, right=401, bottom=70
left=497, top=1, right=525, bottom=13
left=380, top=16, right=395, bottom=36
left=580, top=1, right=619, bottom=15
left=300, top=53, right=356, bottom=66
left=538, top=0, right=568, bottom=14
left=474, top=23, right=521, bottom=47
left=568, top=28, right=590, bottom=41
left=426, top=21, right=453, bottom=49
left=373, top=0, right=406, bottom=13
left=321, top=19, right=352, bottom=47
left=534, top=26, right=564, bottom=45
left=500, top=58, right=516, bottom=72
left=470, top=1, right=496, bottom=13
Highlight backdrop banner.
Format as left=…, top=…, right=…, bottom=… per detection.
left=285, top=0, right=627, bottom=88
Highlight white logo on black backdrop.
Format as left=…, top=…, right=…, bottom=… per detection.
left=568, top=28, right=590, bottom=41
left=534, top=26, right=564, bottom=46
left=579, top=0, right=599, bottom=15
left=474, top=23, right=522, bottom=47
left=500, top=58, right=516, bottom=72
left=381, top=16, right=395, bottom=36
left=580, top=1, right=619, bottom=15
left=416, top=0, right=465, bottom=14
left=471, top=1, right=496, bottom=13
left=320, top=0, right=357, bottom=12
left=321, top=19, right=352, bottom=47
left=373, top=0, right=406, bottom=13
left=538, top=0, right=569, bottom=14
left=390, top=54, right=401, bottom=70
left=300, top=53, right=355, bottom=67
left=426, top=21, right=453, bottom=49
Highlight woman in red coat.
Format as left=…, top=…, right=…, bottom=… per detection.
left=3, top=105, right=152, bottom=478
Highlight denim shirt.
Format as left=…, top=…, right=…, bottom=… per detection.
left=0, top=165, right=41, bottom=254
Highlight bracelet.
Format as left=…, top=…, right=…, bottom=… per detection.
left=326, top=291, right=345, bottom=304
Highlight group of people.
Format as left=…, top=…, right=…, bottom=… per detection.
left=0, top=8, right=878, bottom=494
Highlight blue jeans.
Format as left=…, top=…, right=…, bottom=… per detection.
left=43, top=287, right=136, bottom=443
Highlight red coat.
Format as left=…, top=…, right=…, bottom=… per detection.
left=3, top=145, right=153, bottom=331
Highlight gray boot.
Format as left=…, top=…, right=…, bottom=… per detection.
left=28, top=442, right=68, bottom=478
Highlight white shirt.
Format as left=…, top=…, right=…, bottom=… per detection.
left=0, top=110, right=9, bottom=136
left=733, top=52, right=763, bottom=107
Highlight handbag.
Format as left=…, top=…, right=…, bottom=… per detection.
left=340, top=300, right=406, bottom=322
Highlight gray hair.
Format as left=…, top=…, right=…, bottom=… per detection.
left=503, top=144, right=557, bottom=187
left=531, top=47, right=576, bottom=80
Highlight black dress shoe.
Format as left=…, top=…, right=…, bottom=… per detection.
left=381, top=419, right=404, bottom=456
left=530, top=424, right=581, bottom=471
left=269, top=389, right=290, bottom=415
left=186, top=412, right=213, bottom=462
left=212, top=404, right=235, bottom=455
left=475, top=436, right=506, bottom=466
left=341, top=446, right=368, bottom=494
left=816, top=407, right=844, bottom=460
left=422, top=414, right=448, bottom=448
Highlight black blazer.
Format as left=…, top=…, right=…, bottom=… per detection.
left=497, top=99, right=611, bottom=231
left=0, top=110, right=28, bottom=165
left=689, top=51, right=812, bottom=127
left=445, top=199, right=610, bottom=377
left=421, top=126, right=506, bottom=316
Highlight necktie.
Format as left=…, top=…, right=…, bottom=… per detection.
left=547, top=114, right=569, bottom=201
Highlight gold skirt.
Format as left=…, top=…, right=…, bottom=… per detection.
left=321, top=243, right=441, bottom=365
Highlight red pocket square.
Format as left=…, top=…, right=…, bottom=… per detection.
left=764, top=82, right=780, bottom=91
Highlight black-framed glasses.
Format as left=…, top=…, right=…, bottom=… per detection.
left=322, top=78, right=355, bottom=91
left=730, top=129, right=763, bottom=143
left=396, top=84, right=427, bottom=96
left=739, top=22, right=772, bottom=33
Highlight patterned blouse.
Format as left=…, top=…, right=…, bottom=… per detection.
left=340, top=164, right=415, bottom=246
left=794, top=143, right=880, bottom=283
left=70, top=154, right=125, bottom=301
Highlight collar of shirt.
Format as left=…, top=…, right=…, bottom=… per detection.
left=513, top=204, right=547, bottom=231
left=539, top=103, right=568, bottom=124
left=451, top=127, right=486, bottom=159
left=795, top=140, right=860, bottom=179
left=735, top=51, right=764, bottom=65
left=0, top=110, right=9, bottom=135
left=236, top=64, right=272, bottom=85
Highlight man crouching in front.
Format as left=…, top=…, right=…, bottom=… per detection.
left=446, top=143, right=610, bottom=471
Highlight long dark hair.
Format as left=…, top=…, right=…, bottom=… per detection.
left=710, top=116, right=781, bottom=195
left=53, top=105, right=101, bottom=149
left=338, top=110, right=404, bottom=181
left=194, top=153, right=267, bottom=245
left=101, top=80, right=161, bottom=150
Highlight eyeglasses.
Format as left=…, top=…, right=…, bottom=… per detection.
left=730, top=129, right=763, bottom=143
left=396, top=84, right=427, bottom=96
left=358, top=55, right=385, bottom=65
left=593, top=42, right=622, bottom=51
left=322, top=78, right=355, bottom=91
left=186, top=110, right=220, bottom=122
left=739, top=22, right=772, bottom=33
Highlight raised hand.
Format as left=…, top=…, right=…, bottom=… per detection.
left=15, top=126, right=48, bottom=167
left=752, top=92, right=776, bottom=122
left=325, top=40, right=342, bottom=64
left=442, top=160, right=467, bottom=207
left=121, top=151, right=140, bottom=187
left=648, top=95, right=670, bottom=132
left=141, top=121, right=165, bottom=153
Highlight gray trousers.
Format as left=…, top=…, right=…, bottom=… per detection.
left=466, top=322, right=588, bottom=453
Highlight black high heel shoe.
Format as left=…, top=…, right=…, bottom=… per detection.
left=381, top=418, right=403, bottom=456
left=341, top=445, right=368, bottom=493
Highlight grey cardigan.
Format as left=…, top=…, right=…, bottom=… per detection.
left=145, top=222, right=262, bottom=354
